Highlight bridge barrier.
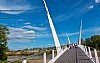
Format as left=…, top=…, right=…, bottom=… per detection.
left=85, top=46, right=88, bottom=55
left=88, top=47, right=92, bottom=59
left=48, top=45, right=69, bottom=63
left=43, top=45, right=99, bottom=63
left=21, top=50, right=52, bottom=63
left=52, top=50, right=54, bottom=59
left=8, top=45, right=99, bottom=63
left=43, top=52, right=46, bottom=63
left=22, top=59, right=27, bottom=63
left=94, top=49, right=100, bottom=63
left=78, top=45, right=100, bottom=63
left=78, top=45, right=85, bottom=52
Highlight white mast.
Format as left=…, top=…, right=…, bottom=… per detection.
left=66, top=33, right=71, bottom=44
left=43, top=0, right=61, bottom=54
left=79, top=19, right=82, bottom=45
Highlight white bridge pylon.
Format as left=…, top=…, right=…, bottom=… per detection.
left=43, top=0, right=62, bottom=55
left=79, top=20, right=82, bottom=45
left=66, top=33, right=71, bottom=44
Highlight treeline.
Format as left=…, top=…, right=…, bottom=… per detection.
left=6, top=47, right=57, bottom=56
left=82, top=35, right=100, bottom=50
left=23, top=47, right=56, bottom=50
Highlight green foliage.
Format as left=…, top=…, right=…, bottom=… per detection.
left=0, top=25, right=9, bottom=61
left=82, top=35, right=100, bottom=50
left=47, top=50, right=52, bottom=55
left=0, top=60, right=7, bottom=63
left=91, top=35, right=100, bottom=49
left=13, top=61, right=22, bottom=63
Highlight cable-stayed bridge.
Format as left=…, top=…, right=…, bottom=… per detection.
left=4, top=0, right=100, bottom=63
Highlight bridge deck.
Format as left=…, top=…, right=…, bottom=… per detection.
left=54, top=47, right=94, bottom=63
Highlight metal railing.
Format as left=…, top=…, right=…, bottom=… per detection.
left=7, top=44, right=99, bottom=63
left=78, top=45, right=100, bottom=63
left=48, top=45, right=69, bottom=63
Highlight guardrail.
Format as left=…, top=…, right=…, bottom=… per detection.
left=8, top=45, right=99, bottom=63
left=48, top=45, right=69, bottom=63
left=78, top=45, right=100, bottom=63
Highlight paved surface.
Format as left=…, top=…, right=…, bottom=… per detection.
left=54, top=47, right=94, bottom=63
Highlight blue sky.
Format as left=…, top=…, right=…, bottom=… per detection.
left=0, top=0, right=100, bottom=50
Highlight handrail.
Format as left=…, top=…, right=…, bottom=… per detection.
left=78, top=45, right=100, bottom=63
left=48, top=45, right=69, bottom=63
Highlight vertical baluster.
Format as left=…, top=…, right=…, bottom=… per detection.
left=43, top=52, right=46, bottom=63
left=64, top=46, right=66, bottom=50
left=52, top=49, right=54, bottom=59
left=85, top=46, right=88, bottom=55
left=66, top=45, right=67, bottom=49
left=62, top=47, right=64, bottom=51
left=22, top=59, right=27, bottom=63
left=82, top=45, right=85, bottom=52
left=88, top=47, right=92, bottom=58
left=94, top=49, right=99, bottom=63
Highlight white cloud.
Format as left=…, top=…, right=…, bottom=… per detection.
left=35, top=26, right=100, bottom=39
left=36, top=33, right=52, bottom=38
left=36, top=31, right=79, bottom=38
left=18, top=19, right=24, bottom=22
left=58, top=32, right=79, bottom=37
left=23, top=25, right=47, bottom=31
left=39, top=23, right=44, bottom=26
left=68, top=32, right=79, bottom=36
left=55, top=2, right=93, bottom=23
left=0, top=0, right=31, bottom=14
left=24, top=22, right=31, bottom=25
left=54, top=14, right=74, bottom=23
left=47, top=44, right=54, bottom=47
left=59, top=27, right=100, bottom=37
left=95, top=0, right=100, bottom=3
left=7, top=27, right=35, bottom=42
left=88, top=5, right=94, bottom=9
left=82, top=27, right=100, bottom=35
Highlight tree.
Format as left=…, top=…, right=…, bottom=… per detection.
left=0, top=25, right=9, bottom=61
left=91, top=35, right=100, bottom=49
left=85, top=38, right=92, bottom=47
left=83, top=35, right=100, bottom=50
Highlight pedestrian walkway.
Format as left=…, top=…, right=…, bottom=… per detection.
left=54, top=47, right=93, bottom=63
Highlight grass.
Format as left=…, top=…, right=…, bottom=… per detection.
left=0, top=60, right=7, bottom=63
left=0, top=60, right=22, bottom=63
left=13, top=61, right=22, bottom=63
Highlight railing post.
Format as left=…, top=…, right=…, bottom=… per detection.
left=52, top=49, right=54, bottom=59
left=43, top=52, right=46, bottom=63
left=83, top=45, right=85, bottom=52
left=88, top=47, right=92, bottom=58
left=85, top=46, right=88, bottom=55
left=94, top=49, right=99, bottom=63
left=22, top=59, right=27, bottom=63
left=64, top=46, right=66, bottom=49
left=66, top=46, right=68, bottom=49
left=61, top=47, right=64, bottom=51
